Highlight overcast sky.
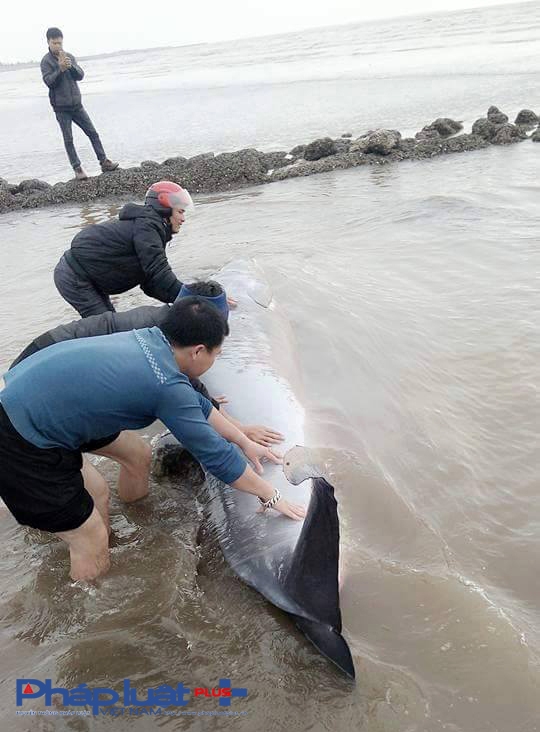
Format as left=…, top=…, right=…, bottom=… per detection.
left=1, top=0, right=526, bottom=63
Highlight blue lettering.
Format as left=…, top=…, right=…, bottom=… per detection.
left=46, top=681, right=71, bottom=707
left=127, top=687, right=151, bottom=706
left=17, top=679, right=70, bottom=707
left=99, top=708, right=124, bottom=716
left=69, top=684, right=93, bottom=706
left=123, top=679, right=130, bottom=706
left=175, top=683, right=191, bottom=707
left=123, top=679, right=154, bottom=707
left=16, top=680, right=45, bottom=706
left=89, top=688, right=120, bottom=715
left=17, top=678, right=203, bottom=714
left=152, top=686, right=176, bottom=707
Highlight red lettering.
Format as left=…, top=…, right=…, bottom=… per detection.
left=195, top=686, right=232, bottom=699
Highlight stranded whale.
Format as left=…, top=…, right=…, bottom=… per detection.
left=154, top=260, right=355, bottom=678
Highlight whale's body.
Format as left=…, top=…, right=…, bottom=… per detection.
left=155, top=261, right=354, bottom=678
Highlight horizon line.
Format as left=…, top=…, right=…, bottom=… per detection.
left=0, top=0, right=532, bottom=67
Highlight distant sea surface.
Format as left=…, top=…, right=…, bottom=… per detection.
left=0, top=1, right=540, bottom=182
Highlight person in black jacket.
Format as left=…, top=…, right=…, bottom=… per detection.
left=53, top=181, right=196, bottom=317
left=8, top=281, right=283, bottom=518
left=41, top=27, right=118, bottom=180
left=10, top=280, right=283, bottom=448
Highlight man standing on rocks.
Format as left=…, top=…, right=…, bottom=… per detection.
left=40, top=27, right=118, bottom=180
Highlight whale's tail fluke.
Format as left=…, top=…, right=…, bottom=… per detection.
left=294, top=615, right=355, bottom=679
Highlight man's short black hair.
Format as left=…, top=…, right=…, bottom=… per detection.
left=185, top=280, right=224, bottom=297
left=46, top=27, right=63, bottom=41
left=161, top=296, right=229, bottom=350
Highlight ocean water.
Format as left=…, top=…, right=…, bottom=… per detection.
left=1, top=3, right=540, bottom=731
left=1, top=0, right=540, bottom=182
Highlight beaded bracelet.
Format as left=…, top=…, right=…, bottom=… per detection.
left=258, top=488, right=281, bottom=510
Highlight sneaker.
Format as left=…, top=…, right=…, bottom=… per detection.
left=100, top=159, right=119, bottom=173
left=74, top=166, right=88, bottom=181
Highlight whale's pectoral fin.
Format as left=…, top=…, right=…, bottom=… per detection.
left=283, top=477, right=355, bottom=679
left=247, top=280, right=273, bottom=308
left=246, top=258, right=273, bottom=308
left=283, top=445, right=326, bottom=485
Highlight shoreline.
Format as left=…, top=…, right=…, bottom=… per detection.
left=1, top=106, right=539, bottom=214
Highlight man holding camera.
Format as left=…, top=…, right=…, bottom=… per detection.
left=40, top=27, right=118, bottom=180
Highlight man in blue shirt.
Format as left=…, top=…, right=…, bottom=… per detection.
left=0, top=297, right=305, bottom=581
left=10, top=279, right=283, bottom=448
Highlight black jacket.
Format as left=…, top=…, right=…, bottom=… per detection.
left=40, top=51, right=84, bottom=110
left=65, top=204, right=183, bottom=303
left=10, top=305, right=217, bottom=407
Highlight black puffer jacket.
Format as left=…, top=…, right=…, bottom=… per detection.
left=40, top=51, right=84, bottom=110
left=65, top=204, right=183, bottom=303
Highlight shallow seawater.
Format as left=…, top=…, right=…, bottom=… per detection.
left=2, top=1, right=540, bottom=728
left=1, top=140, right=539, bottom=731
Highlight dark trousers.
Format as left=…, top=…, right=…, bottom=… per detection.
left=55, top=105, right=106, bottom=169
left=54, top=254, right=115, bottom=318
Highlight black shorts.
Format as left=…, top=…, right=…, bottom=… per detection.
left=80, top=433, right=120, bottom=452
left=0, top=404, right=96, bottom=533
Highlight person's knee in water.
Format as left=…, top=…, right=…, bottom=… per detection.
left=92, top=432, right=153, bottom=503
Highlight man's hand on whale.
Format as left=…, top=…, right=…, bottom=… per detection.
left=217, top=403, right=284, bottom=447
left=242, top=425, right=284, bottom=447
left=208, top=407, right=306, bottom=521
left=242, top=440, right=282, bottom=475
